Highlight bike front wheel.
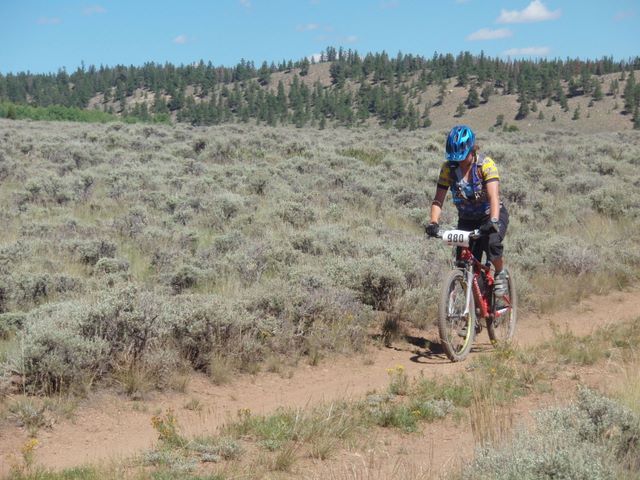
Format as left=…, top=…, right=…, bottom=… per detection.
left=438, top=269, right=476, bottom=362
left=488, top=267, right=517, bottom=345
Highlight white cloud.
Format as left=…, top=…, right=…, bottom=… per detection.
left=296, top=23, right=320, bottom=32
left=502, top=46, right=551, bottom=57
left=83, top=5, right=106, bottom=15
left=467, top=28, right=512, bottom=41
left=239, top=0, right=251, bottom=8
left=497, top=1, right=560, bottom=24
left=37, top=17, right=62, bottom=25
left=344, top=35, right=358, bottom=43
left=173, top=35, right=188, bottom=45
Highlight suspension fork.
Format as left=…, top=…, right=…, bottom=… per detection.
left=463, top=267, right=474, bottom=316
left=463, top=267, right=489, bottom=319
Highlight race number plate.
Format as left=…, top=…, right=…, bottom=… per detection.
left=442, top=230, right=471, bottom=247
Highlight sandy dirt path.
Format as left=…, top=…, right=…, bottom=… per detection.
left=1, top=286, right=638, bottom=476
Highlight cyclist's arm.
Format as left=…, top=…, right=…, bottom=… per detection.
left=430, top=186, right=448, bottom=223
left=486, top=180, right=500, bottom=220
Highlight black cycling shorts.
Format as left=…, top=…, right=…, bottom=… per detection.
left=457, top=205, right=509, bottom=263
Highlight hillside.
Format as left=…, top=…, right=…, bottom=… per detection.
left=89, top=65, right=640, bottom=134
left=2, top=50, right=640, bottom=132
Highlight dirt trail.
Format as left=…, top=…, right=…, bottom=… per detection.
left=1, top=286, right=639, bottom=476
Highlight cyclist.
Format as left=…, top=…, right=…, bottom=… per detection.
left=425, top=125, right=509, bottom=304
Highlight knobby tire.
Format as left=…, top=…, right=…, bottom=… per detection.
left=438, top=269, right=476, bottom=362
left=487, top=267, right=517, bottom=345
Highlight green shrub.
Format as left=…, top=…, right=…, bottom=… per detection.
left=94, top=257, right=130, bottom=274
left=277, top=200, right=316, bottom=228
left=73, top=239, right=117, bottom=265
left=169, top=265, right=202, bottom=294
left=115, top=207, right=149, bottom=237
left=354, top=256, right=406, bottom=311
left=590, top=186, right=639, bottom=218
left=462, top=387, right=640, bottom=479
left=13, top=302, right=110, bottom=393
left=0, top=312, right=25, bottom=339
left=169, top=295, right=259, bottom=371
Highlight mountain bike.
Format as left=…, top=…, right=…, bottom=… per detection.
left=434, top=228, right=517, bottom=362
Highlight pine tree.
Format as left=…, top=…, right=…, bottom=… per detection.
left=580, top=70, right=593, bottom=96
left=466, top=85, right=480, bottom=108
left=153, top=91, right=168, bottom=114
left=422, top=106, right=432, bottom=128
left=457, top=69, right=468, bottom=87
left=623, top=71, right=636, bottom=113
left=481, top=84, right=493, bottom=103
left=592, top=81, right=603, bottom=101
left=455, top=102, right=466, bottom=117
left=436, top=81, right=446, bottom=106
left=568, top=78, right=580, bottom=97
left=516, top=91, right=529, bottom=120
left=505, top=77, right=515, bottom=95
left=559, top=90, right=569, bottom=112
left=276, top=80, right=287, bottom=122
left=329, top=62, right=346, bottom=87
left=407, top=103, right=418, bottom=130
left=299, top=58, right=310, bottom=76
left=257, top=61, right=271, bottom=85
left=572, top=105, right=580, bottom=120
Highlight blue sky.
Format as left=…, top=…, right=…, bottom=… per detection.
left=1, top=0, right=638, bottom=74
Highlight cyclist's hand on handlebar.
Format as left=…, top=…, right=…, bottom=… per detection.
left=425, top=222, right=440, bottom=238
left=479, top=218, right=500, bottom=235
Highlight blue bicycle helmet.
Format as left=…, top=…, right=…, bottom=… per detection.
left=445, top=125, right=475, bottom=162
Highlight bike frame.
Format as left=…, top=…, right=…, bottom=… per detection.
left=457, top=247, right=494, bottom=320
left=439, top=228, right=512, bottom=323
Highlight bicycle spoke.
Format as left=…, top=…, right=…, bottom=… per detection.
left=438, top=269, right=475, bottom=361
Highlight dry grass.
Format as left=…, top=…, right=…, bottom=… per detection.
left=3, top=316, right=639, bottom=479
left=468, top=380, right=515, bottom=449
left=611, top=358, right=640, bottom=416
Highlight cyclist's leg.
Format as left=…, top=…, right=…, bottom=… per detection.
left=456, top=216, right=482, bottom=261
left=489, top=207, right=510, bottom=306
left=487, top=206, right=509, bottom=269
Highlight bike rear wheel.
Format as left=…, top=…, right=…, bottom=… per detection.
left=488, top=267, right=517, bottom=345
left=438, top=269, right=476, bottom=362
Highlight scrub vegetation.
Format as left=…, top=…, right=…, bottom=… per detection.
left=0, top=119, right=639, bottom=398
left=4, top=315, right=640, bottom=479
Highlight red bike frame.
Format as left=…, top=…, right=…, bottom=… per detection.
left=458, top=247, right=496, bottom=320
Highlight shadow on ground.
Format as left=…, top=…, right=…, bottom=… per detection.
left=373, top=332, right=495, bottom=365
